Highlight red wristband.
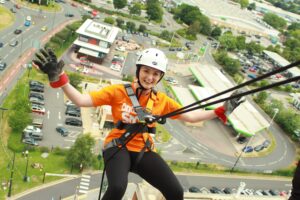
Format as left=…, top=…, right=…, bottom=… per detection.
left=50, top=72, right=69, bottom=88
left=214, top=106, right=227, bottom=124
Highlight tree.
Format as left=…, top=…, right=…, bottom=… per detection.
left=160, top=30, right=172, bottom=41
left=236, top=36, right=246, bottom=50
left=126, top=21, right=136, bottom=31
left=246, top=41, right=263, bottom=55
left=116, top=18, right=125, bottom=28
left=198, top=15, right=211, bottom=36
left=247, top=2, right=256, bottom=10
left=9, top=96, right=32, bottom=133
left=146, top=0, right=163, bottom=22
left=219, top=33, right=237, bottom=51
left=211, top=27, right=222, bottom=38
left=263, top=13, right=287, bottom=29
left=187, top=21, right=200, bottom=36
left=288, top=22, right=300, bottom=31
left=129, top=3, right=142, bottom=16
left=68, top=72, right=83, bottom=90
left=113, top=0, right=127, bottom=9
left=104, top=17, right=115, bottom=25
left=254, top=91, right=268, bottom=104
left=66, top=134, right=96, bottom=170
left=240, top=0, right=249, bottom=9
left=9, top=111, right=32, bottom=133
left=138, top=24, right=147, bottom=32
left=223, top=58, right=240, bottom=75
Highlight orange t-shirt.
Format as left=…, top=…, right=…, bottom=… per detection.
left=89, top=83, right=182, bottom=152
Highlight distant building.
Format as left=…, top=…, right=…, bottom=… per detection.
left=74, top=19, right=120, bottom=64
left=263, top=50, right=300, bottom=78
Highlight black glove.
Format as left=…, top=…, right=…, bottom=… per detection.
left=224, top=89, right=245, bottom=116
left=32, top=48, right=64, bottom=82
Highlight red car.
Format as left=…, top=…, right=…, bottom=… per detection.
left=71, top=2, right=77, bottom=7
left=31, top=104, right=45, bottom=115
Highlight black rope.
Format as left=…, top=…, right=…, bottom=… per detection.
left=159, top=76, right=299, bottom=119
left=155, top=60, right=300, bottom=122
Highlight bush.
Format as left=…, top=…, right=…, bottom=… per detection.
left=39, top=146, right=50, bottom=153
left=104, top=17, right=115, bottom=25
left=53, top=147, right=68, bottom=156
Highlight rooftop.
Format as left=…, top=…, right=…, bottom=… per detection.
left=76, top=19, right=120, bottom=43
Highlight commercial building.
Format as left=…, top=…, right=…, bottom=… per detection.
left=186, top=64, right=270, bottom=136
left=74, top=19, right=120, bottom=64
left=263, top=50, right=300, bottom=78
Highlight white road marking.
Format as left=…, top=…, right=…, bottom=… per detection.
left=47, top=110, right=50, bottom=119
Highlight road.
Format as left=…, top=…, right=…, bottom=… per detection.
left=15, top=172, right=292, bottom=200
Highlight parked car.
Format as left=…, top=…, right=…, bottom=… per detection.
left=23, top=125, right=42, bottom=134
left=65, top=100, right=75, bottom=106
left=115, top=46, right=125, bottom=52
left=165, top=77, right=178, bottom=85
left=242, top=146, right=254, bottom=153
left=67, top=105, right=80, bottom=112
left=24, top=20, right=30, bottom=27
left=122, top=36, right=129, bottom=42
left=22, top=137, right=38, bottom=146
left=65, top=13, right=74, bottom=17
left=210, top=187, right=223, bottom=194
left=30, top=85, right=44, bottom=93
left=237, top=136, right=248, bottom=144
left=254, top=144, right=265, bottom=152
left=32, top=118, right=43, bottom=129
left=30, top=97, right=45, bottom=105
left=65, top=109, right=81, bottom=117
left=65, top=118, right=82, bottom=126
left=31, top=104, right=45, bottom=114
left=0, top=62, right=7, bottom=70
left=29, top=92, right=44, bottom=101
left=26, top=15, right=32, bottom=21
left=110, top=64, right=122, bottom=72
left=9, top=40, right=19, bottom=47
left=0, top=42, right=3, bottom=47
left=188, top=186, right=200, bottom=193
left=29, top=80, right=44, bottom=88
left=56, top=126, right=69, bottom=137
left=10, top=8, right=16, bottom=13
left=262, top=140, right=271, bottom=148
left=223, top=187, right=232, bottom=194
left=14, top=29, right=22, bottom=34
left=23, top=131, right=43, bottom=141
left=41, top=26, right=47, bottom=32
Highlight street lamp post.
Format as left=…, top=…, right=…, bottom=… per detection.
left=7, top=152, right=15, bottom=197
left=23, top=150, right=29, bottom=182
left=269, top=108, right=279, bottom=130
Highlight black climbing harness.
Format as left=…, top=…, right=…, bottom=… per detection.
left=98, top=60, right=300, bottom=199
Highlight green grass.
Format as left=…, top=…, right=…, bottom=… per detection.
left=155, top=124, right=172, bottom=143
left=0, top=6, right=15, bottom=30
left=15, top=0, right=61, bottom=12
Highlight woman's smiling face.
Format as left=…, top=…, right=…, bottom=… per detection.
left=138, top=66, right=163, bottom=90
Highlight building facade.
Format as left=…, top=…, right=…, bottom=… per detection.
left=74, top=19, right=120, bottom=64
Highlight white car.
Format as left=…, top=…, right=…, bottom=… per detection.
left=165, top=77, right=179, bottom=85
left=0, top=0, right=5, bottom=4
left=110, top=64, right=122, bottom=72
left=23, top=125, right=41, bottom=134
left=115, top=46, right=125, bottom=52
left=26, top=16, right=32, bottom=21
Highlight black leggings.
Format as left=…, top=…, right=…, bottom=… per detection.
left=289, top=160, right=300, bottom=200
left=102, top=147, right=184, bottom=200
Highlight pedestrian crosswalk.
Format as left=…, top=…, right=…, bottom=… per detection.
left=78, top=174, right=91, bottom=194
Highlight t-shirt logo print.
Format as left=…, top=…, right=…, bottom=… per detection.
left=152, top=61, right=157, bottom=65
left=121, top=103, right=139, bottom=123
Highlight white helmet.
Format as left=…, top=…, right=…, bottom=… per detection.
left=136, top=48, right=168, bottom=73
